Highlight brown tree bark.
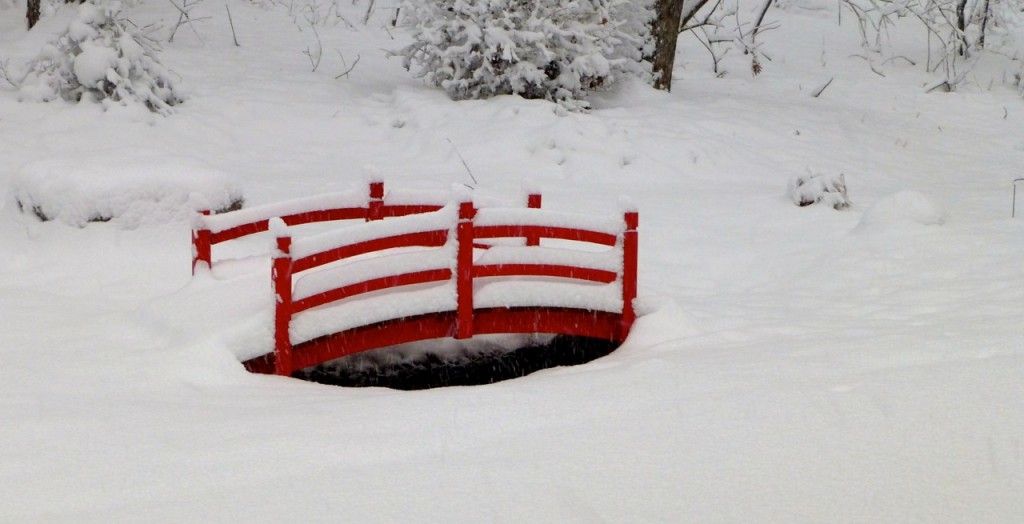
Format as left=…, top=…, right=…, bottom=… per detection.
left=27, top=0, right=40, bottom=29
left=651, top=0, right=685, bottom=91
left=651, top=0, right=716, bottom=91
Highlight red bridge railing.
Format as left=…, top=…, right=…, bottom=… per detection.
left=192, top=180, right=541, bottom=272
left=240, top=196, right=639, bottom=376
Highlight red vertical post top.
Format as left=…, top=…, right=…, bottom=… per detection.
left=456, top=201, right=476, bottom=339
left=526, top=193, right=542, bottom=247
left=367, top=181, right=385, bottom=221
left=191, top=210, right=212, bottom=275
left=273, top=233, right=294, bottom=376
left=619, top=211, right=639, bottom=341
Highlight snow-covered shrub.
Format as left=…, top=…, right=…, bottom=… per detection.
left=788, top=173, right=850, bottom=210
left=396, top=0, right=652, bottom=109
left=11, top=151, right=243, bottom=228
left=19, top=1, right=182, bottom=115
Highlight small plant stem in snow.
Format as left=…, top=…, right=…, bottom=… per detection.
left=168, top=0, right=206, bottom=44
left=812, top=77, right=834, bottom=98
left=226, top=5, right=240, bottom=46
left=334, top=52, right=360, bottom=79
left=447, top=138, right=478, bottom=187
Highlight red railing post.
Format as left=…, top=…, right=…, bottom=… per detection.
left=191, top=210, right=211, bottom=275
left=456, top=201, right=476, bottom=339
left=620, top=211, right=639, bottom=341
left=526, top=193, right=542, bottom=247
left=367, top=181, right=384, bottom=221
left=272, top=221, right=294, bottom=375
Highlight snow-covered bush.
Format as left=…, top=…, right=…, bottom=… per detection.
left=396, top=0, right=652, bottom=109
left=788, top=173, right=851, bottom=210
left=19, top=1, right=182, bottom=115
left=11, top=151, right=243, bottom=228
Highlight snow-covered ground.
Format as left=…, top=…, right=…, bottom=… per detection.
left=2, top=1, right=1023, bottom=521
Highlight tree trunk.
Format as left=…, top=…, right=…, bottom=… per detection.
left=955, top=0, right=967, bottom=56
left=651, top=0, right=716, bottom=91
left=977, top=0, right=991, bottom=49
left=651, top=0, right=685, bottom=91
left=27, top=0, right=40, bottom=29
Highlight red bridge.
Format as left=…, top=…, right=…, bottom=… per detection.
left=192, top=181, right=638, bottom=376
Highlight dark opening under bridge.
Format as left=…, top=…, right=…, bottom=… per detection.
left=192, top=181, right=638, bottom=377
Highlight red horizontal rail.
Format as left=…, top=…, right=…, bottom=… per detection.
left=212, top=207, right=448, bottom=245
left=212, top=208, right=367, bottom=244
left=293, top=268, right=453, bottom=313
left=472, top=264, right=617, bottom=283
left=289, top=313, right=458, bottom=371
left=192, top=181, right=541, bottom=273
left=242, top=307, right=625, bottom=374
left=472, top=307, right=623, bottom=340
left=285, top=208, right=370, bottom=227
left=293, top=229, right=448, bottom=273
left=473, top=224, right=617, bottom=246
left=381, top=204, right=445, bottom=217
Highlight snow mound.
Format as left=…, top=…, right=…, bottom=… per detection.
left=10, top=150, right=243, bottom=228
left=858, top=191, right=946, bottom=229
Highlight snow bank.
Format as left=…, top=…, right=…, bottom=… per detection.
left=10, top=150, right=242, bottom=228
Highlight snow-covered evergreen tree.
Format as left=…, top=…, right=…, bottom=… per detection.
left=397, top=0, right=652, bottom=109
left=19, top=1, right=182, bottom=115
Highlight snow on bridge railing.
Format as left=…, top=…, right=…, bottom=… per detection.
left=255, top=195, right=638, bottom=376
left=191, top=180, right=541, bottom=273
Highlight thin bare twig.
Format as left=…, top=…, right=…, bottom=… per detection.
left=811, top=77, right=834, bottom=98
left=334, top=52, right=360, bottom=79
left=304, top=23, right=322, bottom=72
left=225, top=5, right=240, bottom=46
left=168, top=0, right=205, bottom=44
left=0, top=59, right=26, bottom=89
left=447, top=138, right=478, bottom=187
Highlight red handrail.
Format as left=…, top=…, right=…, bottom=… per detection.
left=192, top=181, right=541, bottom=273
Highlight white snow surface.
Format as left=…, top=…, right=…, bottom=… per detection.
left=2, top=1, right=1024, bottom=522
left=858, top=189, right=947, bottom=229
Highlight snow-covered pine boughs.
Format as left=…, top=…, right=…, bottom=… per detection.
left=788, top=173, right=851, bottom=210
left=19, top=1, right=182, bottom=115
left=397, top=0, right=652, bottom=110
